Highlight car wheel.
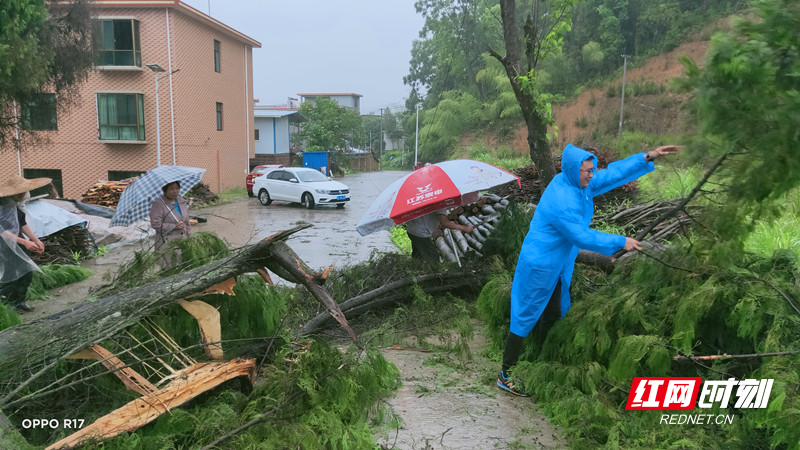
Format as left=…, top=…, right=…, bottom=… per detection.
left=302, top=193, right=315, bottom=209
left=336, top=203, right=345, bottom=209
left=258, top=189, right=272, bottom=206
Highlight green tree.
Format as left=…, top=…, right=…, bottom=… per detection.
left=406, top=0, right=500, bottom=102
left=490, top=0, right=578, bottom=186
left=294, top=98, right=362, bottom=152
left=683, top=0, right=800, bottom=242
left=1, top=0, right=94, bottom=145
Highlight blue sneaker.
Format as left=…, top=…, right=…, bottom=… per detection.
left=497, top=371, right=529, bottom=397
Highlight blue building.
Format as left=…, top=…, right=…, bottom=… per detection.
left=253, top=106, right=300, bottom=155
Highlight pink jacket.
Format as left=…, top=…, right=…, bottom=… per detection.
left=149, top=195, right=191, bottom=250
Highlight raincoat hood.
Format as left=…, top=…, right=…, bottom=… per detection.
left=561, top=144, right=597, bottom=188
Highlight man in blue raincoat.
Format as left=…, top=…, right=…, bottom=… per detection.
left=497, top=143, right=680, bottom=396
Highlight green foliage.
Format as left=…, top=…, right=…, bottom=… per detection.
left=744, top=188, right=800, bottom=261
left=475, top=242, right=800, bottom=448
left=0, top=303, right=22, bottom=331
left=418, top=91, right=481, bottom=162
left=605, top=80, right=666, bottom=98
left=463, top=142, right=529, bottom=171
left=107, top=232, right=230, bottom=292
left=295, top=98, right=362, bottom=152
left=96, top=342, right=400, bottom=450
left=26, top=264, right=93, bottom=301
left=636, top=164, right=704, bottom=202
left=682, top=0, right=800, bottom=236
left=1, top=0, right=94, bottom=144
left=389, top=225, right=411, bottom=254
left=475, top=54, right=523, bottom=134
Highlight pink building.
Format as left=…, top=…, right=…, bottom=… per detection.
left=1, top=0, right=261, bottom=198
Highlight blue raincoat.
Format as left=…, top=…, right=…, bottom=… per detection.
left=509, top=144, right=654, bottom=337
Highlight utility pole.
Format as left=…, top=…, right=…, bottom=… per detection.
left=414, top=103, right=422, bottom=168
left=379, top=108, right=384, bottom=170
left=618, top=54, right=630, bottom=138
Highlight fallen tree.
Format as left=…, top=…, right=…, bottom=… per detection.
left=301, top=270, right=480, bottom=334
left=0, top=225, right=355, bottom=409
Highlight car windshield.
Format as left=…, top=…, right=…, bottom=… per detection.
left=295, top=170, right=329, bottom=182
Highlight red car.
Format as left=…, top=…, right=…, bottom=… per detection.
left=246, top=164, right=283, bottom=197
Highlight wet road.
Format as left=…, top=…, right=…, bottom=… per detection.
left=195, top=170, right=410, bottom=271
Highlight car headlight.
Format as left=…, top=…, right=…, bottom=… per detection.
left=315, top=189, right=329, bottom=194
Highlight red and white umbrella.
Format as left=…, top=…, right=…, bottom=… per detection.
left=356, top=159, right=520, bottom=236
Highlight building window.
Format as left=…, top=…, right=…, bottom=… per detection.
left=108, top=170, right=145, bottom=181
left=216, top=102, right=223, bottom=131
left=94, top=19, right=141, bottom=67
left=254, top=129, right=260, bottom=141
left=97, top=93, right=145, bottom=141
left=23, top=168, right=61, bottom=197
left=214, top=40, right=221, bottom=73
left=20, top=93, right=57, bottom=130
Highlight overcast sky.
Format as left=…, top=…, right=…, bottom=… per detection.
left=181, top=0, right=425, bottom=115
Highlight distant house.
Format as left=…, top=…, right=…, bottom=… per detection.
left=1, top=0, right=260, bottom=198
left=253, top=106, right=299, bottom=156
left=297, top=93, right=362, bottom=114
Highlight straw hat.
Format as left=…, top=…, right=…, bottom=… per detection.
left=0, top=175, right=52, bottom=198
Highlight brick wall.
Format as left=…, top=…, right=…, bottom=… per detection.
left=0, top=3, right=257, bottom=199
left=250, top=154, right=291, bottom=169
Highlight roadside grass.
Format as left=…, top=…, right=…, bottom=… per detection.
left=744, top=187, right=800, bottom=260
left=190, top=187, right=247, bottom=208
left=636, top=164, right=705, bottom=202
left=207, top=187, right=247, bottom=206
left=462, top=142, right=529, bottom=171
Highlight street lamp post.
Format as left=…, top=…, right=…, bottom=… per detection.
left=379, top=108, right=384, bottom=171
left=618, top=54, right=630, bottom=138
left=414, top=103, right=422, bottom=168
left=146, top=63, right=166, bottom=166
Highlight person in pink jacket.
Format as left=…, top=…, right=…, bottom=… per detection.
left=149, top=181, right=191, bottom=265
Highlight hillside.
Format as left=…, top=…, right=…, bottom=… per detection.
left=504, top=30, right=716, bottom=154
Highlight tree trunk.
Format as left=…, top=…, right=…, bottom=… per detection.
left=493, top=0, right=557, bottom=189
left=0, top=225, right=355, bottom=406
left=301, top=271, right=479, bottom=334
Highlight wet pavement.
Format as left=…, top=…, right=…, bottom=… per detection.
left=194, top=170, right=410, bottom=271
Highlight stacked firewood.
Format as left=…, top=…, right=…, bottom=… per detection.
left=81, top=179, right=135, bottom=208
left=29, top=224, right=99, bottom=265
left=433, top=193, right=509, bottom=261
left=432, top=195, right=697, bottom=263
left=594, top=198, right=700, bottom=242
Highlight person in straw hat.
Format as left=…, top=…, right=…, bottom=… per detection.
left=0, top=175, right=51, bottom=312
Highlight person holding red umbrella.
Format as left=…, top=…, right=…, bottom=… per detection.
left=497, top=143, right=680, bottom=396
left=406, top=210, right=474, bottom=261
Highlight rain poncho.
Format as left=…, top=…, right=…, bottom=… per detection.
left=509, top=144, right=653, bottom=337
left=0, top=197, right=40, bottom=284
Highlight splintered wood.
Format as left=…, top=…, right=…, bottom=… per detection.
left=46, top=359, right=256, bottom=450
left=81, top=179, right=135, bottom=208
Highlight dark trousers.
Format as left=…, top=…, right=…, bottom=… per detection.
left=408, top=233, right=439, bottom=262
left=0, top=271, right=33, bottom=306
left=501, top=280, right=562, bottom=373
